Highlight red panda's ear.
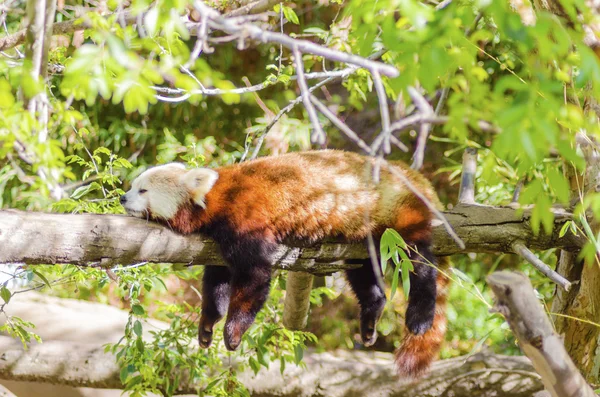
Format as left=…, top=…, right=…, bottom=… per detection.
left=163, top=163, right=186, bottom=170
left=181, top=168, right=219, bottom=208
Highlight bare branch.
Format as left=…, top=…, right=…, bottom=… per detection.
left=192, top=1, right=398, bottom=78
left=249, top=74, right=346, bottom=159
left=372, top=69, right=391, bottom=153
left=293, top=46, right=325, bottom=144
left=224, top=0, right=281, bottom=17
left=458, top=147, right=477, bottom=205
left=511, top=241, right=572, bottom=291
left=310, top=95, right=373, bottom=154
left=487, top=271, right=594, bottom=396
left=408, top=86, right=435, bottom=170
left=183, top=11, right=210, bottom=69
left=153, top=68, right=354, bottom=102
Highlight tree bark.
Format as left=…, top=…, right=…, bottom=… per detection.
left=488, top=271, right=596, bottom=397
left=282, top=271, right=314, bottom=329
left=0, top=292, right=543, bottom=396
left=0, top=206, right=582, bottom=272
left=0, top=335, right=542, bottom=396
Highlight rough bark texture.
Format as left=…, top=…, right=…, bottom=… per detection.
left=0, top=336, right=543, bottom=396
left=549, top=135, right=600, bottom=383
left=529, top=0, right=600, bottom=383
left=0, top=292, right=543, bottom=396
left=0, top=337, right=543, bottom=397
left=488, top=271, right=596, bottom=397
left=282, top=271, right=314, bottom=329
left=0, top=206, right=582, bottom=272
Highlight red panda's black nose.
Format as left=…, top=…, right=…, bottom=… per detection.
left=120, top=195, right=127, bottom=204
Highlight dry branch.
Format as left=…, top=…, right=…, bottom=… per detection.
left=282, top=271, right=314, bottom=330
left=487, top=271, right=596, bottom=397
left=0, top=334, right=542, bottom=396
left=511, top=241, right=572, bottom=291
left=458, top=147, right=477, bottom=205
left=0, top=291, right=542, bottom=395
left=0, top=206, right=583, bottom=271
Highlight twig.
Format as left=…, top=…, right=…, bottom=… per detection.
left=512, top=179, right=524, bottom=203
left=511, top=241, right=572, bottom=291
left=192, top=1, right=399, bottom=78
left=382, top=161, right=465, bottom=249
left=309, top=94, right=464, bottom=249
left=153, top=68, right=353, bottom=102
left=249, top=74, right=344, bottom=159
left=371, top=113, right=445, bottom=153
left=293, top=46, right=325, bottom=144
left=458, top=148, right=477, bottom=205
left=408, top=86, right=435, bottom=170
left=183, top=11, right=210, bottom=69
left=371, top=69, right=391, bottom=154
left=224, top=0, right=281, bottom=17
left=310, top=95, right=372, bottom=154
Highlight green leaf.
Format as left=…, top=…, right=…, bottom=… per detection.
left=401, top=260, right=413, bottom=300
left=32, top=270, right=51, bottom=287
left=132, top=304, right=145, bottom=316
left=547, top=168, right=570, bottom=203
left=133, top=320, right=143, bottom=337
left=0, top=287, right=11, bottom=304
left=248, top=356, right=260, bottom=375
left=293, top=344, right=304, bottom=364
left=120, top=365, right=130, bottom=384
left=282, top=6, right=299, bottom=24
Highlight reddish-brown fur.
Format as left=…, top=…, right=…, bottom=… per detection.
left=194, top=151, right=440, bottom=243
left=136, top=150, right=449, bottom=375
left=395, top=256, right=450, bottom=377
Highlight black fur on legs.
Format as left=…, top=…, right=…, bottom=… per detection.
left=345, top=259, right=386, bottom=347
left=199, top=266, right=231, bottom=348
left=202, top=217, right=277, bottom=351
left=405, top=240, right=438, bottom=335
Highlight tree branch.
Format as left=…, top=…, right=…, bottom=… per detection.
left=191, top=1, right=398, bottom=78
left=487, top=271, right=596, bottom=397
left=0, top=207, right=583, bottom=271
left=458, top=147, right=477, bottom=205
left=0, top=334, right=542, bottom=396
left=511, top=241, right=572, bottom=291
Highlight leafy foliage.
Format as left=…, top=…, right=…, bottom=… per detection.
left=2, top=0, right=600, bottom=393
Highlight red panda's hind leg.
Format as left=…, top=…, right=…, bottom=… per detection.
left=405, top=241, right=437, bottom=335
left=198, top=266, right=231, bottom=348
left=345, top=260, right=387, bottom=347
left=220, top=239, right=275, bottom=351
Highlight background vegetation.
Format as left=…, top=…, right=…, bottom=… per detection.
left=1, top=0, right=600, bottom=394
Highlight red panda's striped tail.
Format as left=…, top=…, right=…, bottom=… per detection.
left=395, top=257, right=450, bottom=377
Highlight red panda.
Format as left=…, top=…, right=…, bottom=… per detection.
left=120, top=149, right=450, bottom=377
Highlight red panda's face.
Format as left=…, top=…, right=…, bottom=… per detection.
left=121, top=163, right=219, bottom=221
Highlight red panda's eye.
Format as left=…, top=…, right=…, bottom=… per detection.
left=139, top=189, right=148, bottom=194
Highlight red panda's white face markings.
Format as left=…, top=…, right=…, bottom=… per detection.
left=121, top=163, right=219, bottom=221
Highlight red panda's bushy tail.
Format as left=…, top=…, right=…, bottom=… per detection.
left=395, top=256, right=450, bottom=377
